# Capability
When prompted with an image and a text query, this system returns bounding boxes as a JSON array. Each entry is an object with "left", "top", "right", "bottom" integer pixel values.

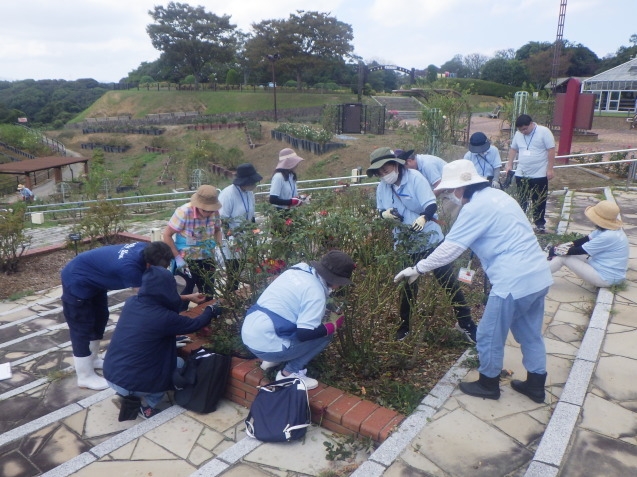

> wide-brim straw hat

[
  {"left": 17, "top": 184, "right": 24, "bottom": 190},
  {"left": 277, "top": 148, "right": 304, "bottom": 170},
  {"left": 310, "top": 250, "right": 355, "bottom": 286},
  {"left": 366, "top": 147, "right": 404, "bottom": 177},
  {"left": 233, "top": 163, "right": 263, "bottom": 186},
  {"left": 434, "top": 159, "right": 488, "bottom": 191},
  {"left": 585, "top": 200, "right": 623, "bottom": 230},
  {"left": 190, "top": 185, "right": 221, "bottom": 211}
]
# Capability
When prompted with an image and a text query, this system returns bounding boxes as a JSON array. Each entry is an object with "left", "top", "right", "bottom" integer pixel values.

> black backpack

[
  {"left": 245, "top": 377, "right": 311, "bottom": 442},
  {"left": 173, "top": 347, "right": 231, "bottom": 413}
]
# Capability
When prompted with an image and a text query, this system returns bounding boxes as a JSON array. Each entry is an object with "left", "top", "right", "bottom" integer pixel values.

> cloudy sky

[{"left": 1, "top": 0, "right": 633, "bottom": 82}]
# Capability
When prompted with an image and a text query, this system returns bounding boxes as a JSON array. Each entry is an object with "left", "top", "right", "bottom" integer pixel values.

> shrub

[
  {"left": 72, "top": 201, "right": 128, "bottom": 246},
  {"left": 0, "top": 205, "right": 31, "bottom": 273}
]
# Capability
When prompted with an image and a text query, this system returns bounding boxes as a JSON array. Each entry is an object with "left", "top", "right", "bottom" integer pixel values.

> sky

[{"left": 0, "top": 0, "right": 634, "bottom": 83}]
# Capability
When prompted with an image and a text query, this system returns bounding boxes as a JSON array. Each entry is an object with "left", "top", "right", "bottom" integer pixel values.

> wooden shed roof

[{"left": 0, "top": 156, "right": 88, "bottom": 175}]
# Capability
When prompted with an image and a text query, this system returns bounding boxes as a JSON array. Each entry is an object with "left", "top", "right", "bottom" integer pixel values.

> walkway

[{"left": 0, "top": 188, "right": 635, "bottom": 476}]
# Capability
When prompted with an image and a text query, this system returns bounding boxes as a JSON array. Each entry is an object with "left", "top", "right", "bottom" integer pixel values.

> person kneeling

[
  {"left": 241, "top": 250, "right": 355, "bottom": 390},
  {"left": 103, "top": 266, "right": 221, "bottom": 420}
]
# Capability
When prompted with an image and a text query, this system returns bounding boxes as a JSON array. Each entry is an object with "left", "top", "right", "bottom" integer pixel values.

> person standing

[
  {"left": 219, "top": 163, "right": 263, "bottom": 291},
  {"left": 367, "top": 147, "right": 477, "bottom": 342},
  {"left": 163, "top": 185, "right": 224, "bottom": 311},
  {"left": 103, "top": 265, "right": 222, "bottom": 419},
  {"left": 61, "top": 242, "right": 174, "bottom": 390},
  {"left": 464, "top": 132, "right": 502, "bottom": 185},
  {"left": 241, "top": 250, "right": 356, "bottom": 390},
  {"left": 395, "top": 160, "right": 553, "bottom": 403},
  {"left": 506, "top": 114, "right": 556, "bottom": 234},
  {"left": 269, "top": 148, "right": 305, "bottom": 210},
  {"left": 548, "top": 200, "right": 628, "bottom": 287}
]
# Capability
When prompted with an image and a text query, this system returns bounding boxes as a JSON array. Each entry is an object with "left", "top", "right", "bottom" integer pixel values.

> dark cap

[
  {"left": 394, "top": 149, "right": 415, "bottom": 160},
  {"left": 468, "top": 132, "right": 490, "bottom": 153},
  {"left": 233, "top": 163, "right": 263, "bottom": 186},
  {"left": 310, "top": 250, "right": 355, "bottom": 286}
]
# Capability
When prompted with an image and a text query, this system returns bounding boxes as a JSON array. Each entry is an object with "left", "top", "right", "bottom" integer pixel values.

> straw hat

[
  {"left": 434, "top": 159, "right": 488, "bottom": 191},
  {"left": 584, "top": 200, "right": 623, "bottom": 230},
  {"left": 277, "top": 148, "right": 304, "bottom": 170},
  {"left": 17, "top": 184, "right": 24, "bottom": 190},
  {"left": 190, "top": 185, "right": 221, "bottom": 211}
]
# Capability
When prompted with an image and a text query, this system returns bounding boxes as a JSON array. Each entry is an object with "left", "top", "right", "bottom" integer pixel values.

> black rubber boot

[
  {"left": 459, "top": 373, "right": 501, "bottom": 400},
  {"left": 511, "top": 372, "right": 547, "bottom": 403},
  {"left": 118, "top": 395, "right": 142, "bottom": 422}
]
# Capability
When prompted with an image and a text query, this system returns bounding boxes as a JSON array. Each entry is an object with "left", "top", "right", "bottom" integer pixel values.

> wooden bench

[{"left": 487, "top": 106, "right": 502, "bottom": 119}]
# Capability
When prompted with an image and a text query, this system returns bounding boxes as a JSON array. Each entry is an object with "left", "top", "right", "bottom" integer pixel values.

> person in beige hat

[
  {"left": 17, "top": 184, "right": 34, "bottom": 202},
  {"left": 547, "top": 200, "right": 628, "bottom": 287},
  {"left": 163, "top": 185, "right": 224, "bottom": 311},
  {"left": 395, "top": 159, "right": 553, "bottom": 404},
  {"left": 269, "top": 148, "right": 305, "bottom": 210}
]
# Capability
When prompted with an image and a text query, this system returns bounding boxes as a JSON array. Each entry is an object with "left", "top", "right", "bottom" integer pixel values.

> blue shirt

[
  {"left": 376, "top": 168, "right": 442, "bottom": 254},
  {"left": 412, "top": 155, "right": 447, "bottom": 187},
  {"left": 269, "top": 172, "right": 297, "bottom": 209},
  {"left": 446, "top": 187, "right": 553, "bottom": 298},
  {"left": 241, "top": 263, "right": 328, "bottom": 352},
  {"left": 219, "top": 184, "right": 256, "bottom": 230},
  {"left": 583, "top": 228, "right": 629, "bottom": 285},
  {"left": 61, "top": 242, "right": 148, "bottom": 299},
  {"left": 464, "top": 145, "right": 502, "bottom": 178}
]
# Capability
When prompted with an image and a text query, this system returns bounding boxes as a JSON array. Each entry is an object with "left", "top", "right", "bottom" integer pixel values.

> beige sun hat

[
  {"left": 17, "top": 184, "right": 24, "bottom": 190},
  {"left": 434, "top": 159, "right": 488, "bottom": 191},
  {"left": 584, "top": 200, "right": 623, "bottom": 230},
  {"left": 277, "top": 148, "right": 304, "bottom": 170},
  {"left": 190, "top": 185, "right": 221, "bottom": 211}
]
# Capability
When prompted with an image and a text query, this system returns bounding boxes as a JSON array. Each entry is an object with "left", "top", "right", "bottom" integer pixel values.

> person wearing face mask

[
  {"left": 367, "top": 147, "right": 477, "bottom": 342},
  {"left": 241, "top": 250, "right": 355, "bottom": 389},
  {"left": 395, "top": 159, "right": 553, "bottom": 403},
  {"left": 219, "top": 163, "right": 263, "bottom": 291}
]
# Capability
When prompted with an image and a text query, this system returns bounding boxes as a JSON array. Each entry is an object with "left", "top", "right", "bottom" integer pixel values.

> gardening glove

[
  {"left": 174, "top": 256, "right": 192, "bottom": 278},
  {"left": 554, "top": 242, "right": 573, "bottom": 256},
  {"left": 393, "top": 266, "right": 421, "bottom": 285},
  {"left": 205, "top": 303, "right": 224, "bottom": 319},
  {"left": 289, "top": 197, "right": 303, "bottom": 208},
  {"left": 411, "top": 215, "right": 427, "bottom": 232},
  {"left": 299, "top": 194, "right": 312, "bottom": 204},
  {"left": 491, "top": 179, "right": 501, "bottom": 189},
  {"left": 324, "top": 312, "right": 345, "bottom": 335},
  {"left": 381, "top": 208, "right": 402, "bottom": 221}
]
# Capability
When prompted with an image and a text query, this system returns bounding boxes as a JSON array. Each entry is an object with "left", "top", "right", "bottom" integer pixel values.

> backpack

[
  {"left": 173, "top": 347, "right": 231, "bottom": 413},
  {"left": 245, "top": 377, "right": 311, "bottom": 442}
]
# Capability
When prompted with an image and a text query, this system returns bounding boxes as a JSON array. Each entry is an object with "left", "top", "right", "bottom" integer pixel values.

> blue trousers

[
  {"left": 476, "top": 287, "right": 548, "bottom": 378},
  {"left": 62, "top": 290, "right": 109, "bottom": 357},
  {"left": 246, "top": 335, "right": 333, "bottom": 374}
]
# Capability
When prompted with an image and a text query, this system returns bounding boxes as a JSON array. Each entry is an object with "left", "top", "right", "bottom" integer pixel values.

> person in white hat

[
  {"left": 394, "top": 159, "right": 553, "bottom": 403},
  {"left": 163, "top": 185, "right": 224, "bottom": 311},
  {"left": 547, "top": 200, "right": 628, "bottom": 287},
  {"left": 269, "top": 148, "right": 305, "bottom": 210}
]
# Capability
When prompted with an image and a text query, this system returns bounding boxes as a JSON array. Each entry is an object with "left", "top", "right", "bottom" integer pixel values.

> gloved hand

[
  {"left": 175, "top": 256, "right": 187, "bottom": 269},
  {"left": 554, "top": 242, "right": 573, "bottom": 256},
  {"left": 299, "top": 194, "right": 312, "bottom": 204},
  {"left": 205, "top": 303, "right": 224, "bottom": 319},
  {"left": 393, "top": 266, "right": 421, "bottom": 285},
  {"left": 289, "top": 197, "right": 302, "bottom": 207},
  {"left": 381, "top": 208, "right": 402, "bottom": 221},
  {"left": 411, "top": 215, "right": 427, "bottom": 231},
  {"left": 324, "top": 312, "right": 345, "bottom": 335},
  {"left": 491, "top": 179, "right": 501, "bottom": 189}
]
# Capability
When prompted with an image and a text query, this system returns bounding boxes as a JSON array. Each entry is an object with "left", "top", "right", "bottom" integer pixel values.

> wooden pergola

[{"left": 0, "top": 156, "right": 89, "bottom": 190}]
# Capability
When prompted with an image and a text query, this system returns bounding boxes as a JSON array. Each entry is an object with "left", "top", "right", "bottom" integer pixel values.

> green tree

[
  {"left": 245, "top": 11, "right": 354, "bottom": 90},
  {"left": 226, "top": 68, "right": 240, "bottom": 85},
  {"left": 481, "top": 58, "right": 529, "bottom": 86},
  {"left": 463, "top": 53, "right": 489, "bottom": 79},
  {"left": 146, "top": 2, "right": 237, "bottom": 88},
  {"left": 425, "top": 64, "right": 438, "bottom": 83},
  {"left": 439, "top": 55, "right": 470, "bottom": 78}
]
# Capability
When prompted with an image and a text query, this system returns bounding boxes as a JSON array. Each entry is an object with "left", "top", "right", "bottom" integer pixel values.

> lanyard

[
  {"left": 235, "top": 185, "right": 250, "bottom": 220},
  {"left": 523, "top": 127, "right": 536, "bottom": 150},
  {"left": 475, "top": 154, "right": 488, "bottom": 176}
]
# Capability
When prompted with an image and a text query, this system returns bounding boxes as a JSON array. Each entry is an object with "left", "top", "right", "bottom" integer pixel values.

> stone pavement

[{"left": 0, "top": 188, "right": 635, "bottom": 476}]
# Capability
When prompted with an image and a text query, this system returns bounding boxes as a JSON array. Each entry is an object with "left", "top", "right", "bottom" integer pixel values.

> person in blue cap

[{"left": 463, "top": 132, "right": 502, "bottom": 186}]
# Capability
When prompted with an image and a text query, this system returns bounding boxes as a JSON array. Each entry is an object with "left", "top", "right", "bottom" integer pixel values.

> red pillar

[{"left": 557, "top": 78, "right": 581, "bottom": 164}]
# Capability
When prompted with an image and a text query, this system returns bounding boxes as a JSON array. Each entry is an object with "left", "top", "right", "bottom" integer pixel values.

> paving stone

[
  {"left": 547, "top": 323, "right": 582, "bottom": 343},
  {"left": 602, "top": 327, "right": 637, "bottom": 359},
  {"left": 71, "top": 459, "right": 196, "bottom": 476},
  {"left": 131, "top": 436, "right": 178, "bottom": 460},
  {"left": 196, "top": 427, "right": 227, "bottom": 453},
  {"left": 580, "top": 393, "right": 637, "bottom": 438},
  {"left": 594, "top": 355, "right": 637, "bottom": 401},
  {"left": 411, "top": 408, "right": 532, "bottom": 477},
  {"left": 188, "top": 444, "right": 214, "bottom": 466},
  {"left": 493, "top": 412, "right": 545, "bottom": 446},
  {"left": 145, "top": 414, "right": 204, "bottom": 459},
  {"left": 186, "top": 400, "right": 248, "bottom": 433},
  {"left": 386, "top": 456, "right": 444, "bottom": 476},
  {"left": 560, "top": 429, "right": 637, "bottom": 477},
  {"left": 545, "top": 354, "right": 576, "bottom": 387},
  {"left": 543, "top": 336, "right": 579, "bottom": 357}
]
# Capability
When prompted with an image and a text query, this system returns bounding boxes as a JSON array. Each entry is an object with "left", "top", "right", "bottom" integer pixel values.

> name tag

[
  {"left": 458, "top": 267, "right": 474, "bottom": 284},
  {"left": 522, "top": 150, "right": 532, "bottom": 156}
]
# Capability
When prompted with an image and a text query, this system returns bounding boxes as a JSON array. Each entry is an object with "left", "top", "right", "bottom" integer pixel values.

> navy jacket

[{"left": 103, "top": 266, "right": 213, "bottom": 393}]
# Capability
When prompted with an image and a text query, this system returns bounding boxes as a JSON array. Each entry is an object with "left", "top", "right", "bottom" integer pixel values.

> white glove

[
  {"left": 554, "top": 242, "right": 573, "bottom": 256},
  {"left": 491, "top": 179, "right": 501, "bottom": 189},
  {"left": 381, "top": 208, "right": 401, "bottom": 220},
  {"left": 299, "top": 194, "right": 312, "bottom": 204},
  {"left": 411, "top": 215, "right": 427, "bottom": 231},
  {"left": 394, "top": 266, "right": 421, "bottom": 285},
  {"left": 175, "top": 256, "right": 187, "bottom": 269}
]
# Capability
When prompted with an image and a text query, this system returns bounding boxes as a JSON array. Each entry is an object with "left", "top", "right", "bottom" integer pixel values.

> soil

[{"left": 0, "top": 249, "right": 76, "bottom": 300}]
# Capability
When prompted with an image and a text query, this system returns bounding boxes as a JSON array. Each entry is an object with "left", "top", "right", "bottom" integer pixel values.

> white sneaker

[
  {"left": 260, "top": 360, "right": 279, "bottom": 370},
  {"left": 276, "top": 370, "right": 318, "bottom": 390}
]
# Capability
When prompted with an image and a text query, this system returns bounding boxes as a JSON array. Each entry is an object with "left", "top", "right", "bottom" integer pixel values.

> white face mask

[
  {"left": 381, "top": 170, "right": 399, "bottom": 185},
  {"left": 448, "top": 191, "right": 463, "bottom": 206}
]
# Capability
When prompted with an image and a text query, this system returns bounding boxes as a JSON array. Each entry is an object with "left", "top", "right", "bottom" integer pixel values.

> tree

[
  {"left": 463, "top": 53, "right": 489, "bottom": 78},
  {"left": 439, "top": 55, "right": 470, "bottom": 78},
  {"left": 630, "top": 34, "right": 637, "bottom": 47},
  {"left": 244, "top": 11, "right": 354, "bottom": 90},
  {"left": 146, "top": 2, "right": 237, "bottom": 88},
  {"left": 425, "top": 64, "right": 438, "bottom": 83},
  {"left": 481, "top": 58, "right": 529, "bottom": 86},
  {"left": 515, "top": 41, "right": 552, "bottom": 61},
  {"left": 494, "top": 49, "right": 516, "bottom": 60}
]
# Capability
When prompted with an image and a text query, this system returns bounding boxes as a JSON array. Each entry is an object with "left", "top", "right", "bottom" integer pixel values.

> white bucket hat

[{"left": 434, "top": 159, "right": 488, "bottom": 191}]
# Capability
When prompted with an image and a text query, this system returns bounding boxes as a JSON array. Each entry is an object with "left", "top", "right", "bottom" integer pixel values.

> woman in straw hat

[
  {"left": 395, "top": 159, "right": 553, "bottom": 404},
  {"left": 163, "top": 185, "right": 224, "bottom": 311},
  {"left": 269, "top": 148, "right": 305, "bottom": 210},
  {"left": 547, "top": 200, "right": 628, "bottom": 287}
]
